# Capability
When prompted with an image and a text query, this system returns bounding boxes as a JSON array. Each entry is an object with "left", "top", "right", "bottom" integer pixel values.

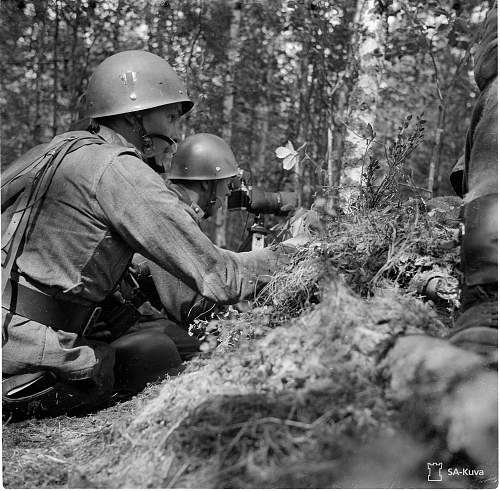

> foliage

[
  {"left": 0, "top": 0, "right": 489, "bottom": 247},
  {"left": 257, "top": 198, "right": 460, "bottom": 322},
  {"left": 2, "top": 277, "right": 451, "bottom": 488},
  {"left": 360, "top": 113, "right": 426, "bottom": 209}
]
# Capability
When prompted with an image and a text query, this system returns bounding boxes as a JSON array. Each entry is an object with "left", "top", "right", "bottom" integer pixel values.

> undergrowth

[
  {"left": 257, "top": 198, "right": 460, "bottom": 323},
  {"left": 81, "top": 279, "right": 449, "bottom": 488},
  {"left": 2, "top": 113, "right": 467, "bottom": 488}
]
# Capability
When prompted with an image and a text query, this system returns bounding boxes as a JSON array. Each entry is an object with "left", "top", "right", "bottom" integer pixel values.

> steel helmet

[
  {"left": 166, "top": 133, "right": 238, "bottom": 180},
  {"left": 84, "top": 50, "right": 193, "bottom": 118}
]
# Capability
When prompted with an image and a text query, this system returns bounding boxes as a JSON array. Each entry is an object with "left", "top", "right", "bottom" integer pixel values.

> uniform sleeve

[
  {"left": 95, "top": 154, "right": 289, "bottom": 304},
  {"left": 147, "top": 245, "right": 288, "bottom": 323}
]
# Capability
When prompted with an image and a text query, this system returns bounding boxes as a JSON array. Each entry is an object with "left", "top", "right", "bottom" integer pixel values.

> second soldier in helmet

[
  {"left": 132, "top": 132, "right": 298, "bottom": 327},
  {"left": 2, "top": 50, "right": 295, "bottom": 419}
]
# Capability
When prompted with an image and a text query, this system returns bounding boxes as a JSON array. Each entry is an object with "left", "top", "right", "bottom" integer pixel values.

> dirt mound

[
  {"left": 64, "top": 280, "right": 446, "bottom": 488},
  {"left": 4, "top": 199, "right": 495, "bottom": 488}
]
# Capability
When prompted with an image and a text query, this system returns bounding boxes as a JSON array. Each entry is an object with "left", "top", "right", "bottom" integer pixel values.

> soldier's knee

[
  {"left": 110, "top": 328, "right": 183, "bottom": 395},
  {"left": 462, "top": 193, "right": 498, "bottom": 285}
]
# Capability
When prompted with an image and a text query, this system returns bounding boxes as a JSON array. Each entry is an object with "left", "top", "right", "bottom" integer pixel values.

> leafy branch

[{"left": 360, "top": 114, "right": 426, "bottom": 209}]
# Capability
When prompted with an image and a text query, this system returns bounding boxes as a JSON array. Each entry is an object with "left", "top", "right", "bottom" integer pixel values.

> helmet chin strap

[
  {"left": 144, "top": 133, "right": 178, "bottom": 151},
  {"left": 203, "top": 180, "right": 220, "bottom": 218},
  {"left": 134, "top": 113, "right": 178, "bottom": 173},
  {"left": 141, "top": 133, "right": 178, "bottom": 173}
]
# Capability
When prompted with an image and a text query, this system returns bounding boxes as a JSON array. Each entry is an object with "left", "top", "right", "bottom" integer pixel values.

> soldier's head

[
  {"left": 82, "top": 50, "right": 193, "bottom": 170},
  {"left": 165, "top": 133, "right": 239, "bottom": 218}
]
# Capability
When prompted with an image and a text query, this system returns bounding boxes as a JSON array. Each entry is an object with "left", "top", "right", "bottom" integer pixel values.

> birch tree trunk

[
  {"left": 427, "top": 105, "right": 444, "bottom": 196},
  {"left": 214, "top": 0, "right": 241, "bottom": 248},
  {"left": 33, "top": 1, "right": 49, "bottom": 143},
  {"left": 69, "top": 1, "right": 83, "bottom": 122},
  {"left": 256, "top": 38, "right": 276, "bottom": 176},
  {"left": 51, "top": 0, "right": 60, "bottom": 136},
  {"left": 293, "top": 53, "right": 314, "bottom": 208},
  {"left": 326, "top": 87, "right": 348, "bottom": 209},
  {"left": 113, "top": 0, "right": 125, "bottom": 51},
  {"left": 339, "top": 0, "right": 387, "bottom": 205}
]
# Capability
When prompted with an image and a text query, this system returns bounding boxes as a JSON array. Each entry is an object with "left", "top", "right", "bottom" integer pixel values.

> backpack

[{"left": 1, "top": 132, "right": 104, "bottom": 303}]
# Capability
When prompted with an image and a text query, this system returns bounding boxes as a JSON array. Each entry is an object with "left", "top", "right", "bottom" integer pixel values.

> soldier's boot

[
  {"left": 449, "top": 194, "right": 498, "bottom": 355},
  {"left": 2, "top": 341, "right": 115, "bottom": 421},
  {"left": 2, "top": 371, "right": 114, "bottom": 421}
]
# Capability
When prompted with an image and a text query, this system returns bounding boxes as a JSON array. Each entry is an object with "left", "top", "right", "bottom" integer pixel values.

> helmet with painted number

[
  {"left": 165, "top": 133, "right": 238, "bottom": 180},
  {"left": 84, "top": 50, "right": 193, "bottom": 118}
]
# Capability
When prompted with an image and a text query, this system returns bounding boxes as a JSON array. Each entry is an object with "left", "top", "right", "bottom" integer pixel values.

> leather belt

[{"left": 2, "top": 279, "right": 97, "bottom": 335}]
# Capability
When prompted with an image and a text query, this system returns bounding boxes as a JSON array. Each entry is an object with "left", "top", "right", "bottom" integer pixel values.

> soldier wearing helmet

[
  {"left": 130, "top": 133, "right": 299, "bottom": 326},
  {"left": 2, "top": 51, "right": 293, "bottom": 419},
  {"left": 165, "top": 132, "right": 240, "bottom": 219}
]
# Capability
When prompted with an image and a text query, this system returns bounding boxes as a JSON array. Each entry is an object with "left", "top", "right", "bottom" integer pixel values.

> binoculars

[{"left": 227, "top": 177, "right": 297, "bottom": 216}]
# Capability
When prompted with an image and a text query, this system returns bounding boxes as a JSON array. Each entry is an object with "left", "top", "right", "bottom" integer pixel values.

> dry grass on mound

[
  {"left": 258, "top": 199, "right": 460, "bottom": 321},
  {"left": 2, "top": 199, "right": 463, "bottom": 489},
  {"left": 78, "top": 280, "right": 449, "bottom": 488}
]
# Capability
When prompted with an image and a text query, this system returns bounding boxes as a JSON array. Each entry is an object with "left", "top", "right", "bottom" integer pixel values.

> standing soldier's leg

[
  {"left": 449, "top": 5, "right": 497, "bottom": 354},
  {"left": 450, "top": 78, "right": 498, "bottom": 353}
]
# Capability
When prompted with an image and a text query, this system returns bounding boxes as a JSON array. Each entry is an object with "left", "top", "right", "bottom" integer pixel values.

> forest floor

[{"left": 2, "top": 197, "right": 498, "bottom": 488}]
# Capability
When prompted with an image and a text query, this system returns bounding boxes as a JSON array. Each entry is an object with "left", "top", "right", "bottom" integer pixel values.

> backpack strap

[{"left": 1, "top": 136, "right": 104, "bottom": 295}]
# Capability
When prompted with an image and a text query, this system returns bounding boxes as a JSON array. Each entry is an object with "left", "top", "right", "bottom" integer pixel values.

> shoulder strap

[{"left": 1, "top": 135, "right": 103, "bottom": 295}]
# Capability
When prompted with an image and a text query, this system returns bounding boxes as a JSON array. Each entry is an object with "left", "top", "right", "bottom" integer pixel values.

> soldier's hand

[
  {"left": 281, "top": 235, "right": 309, "bottom": 248},
  {"left": 275, "top": 240, "right": 300, "bottom": 259},
  {"left": 84, "top": 324, "right": 114, "bottom": 342},
  {"left": 278, "top": 191, "right": 299, "bottom": 212},
  {"left": 289, "top": 208, "right": 324, "bottom": 238}
]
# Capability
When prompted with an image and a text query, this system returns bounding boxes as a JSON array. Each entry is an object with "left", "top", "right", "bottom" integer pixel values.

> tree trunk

[
  {"left": 256, "top": 38, "right": 275, "bottom": 177},
  {"left": 339, "top": 0, "right": 387, "bottom": 201},
  {"left": 327, "top": 86, "right": 348, "bottom": 208},
  {"left": 113, "top": 0, "right": 125, "bottom": 51},
  {"left": 214, "top": 0, "right": 242, "bottom": 248},
  {"left": 33, "top": 1, "right": 49, "bottom": 143},
  {"left": 428, "top": 103, "right": 445, "bottom": 197},
  {"left": 52, "top": 0, "right": 60, "bottom": 136},
  {"left": 69, "top": 1, "right": 82, "bottom": 122},
  {"left": 293, "top": 53, "right": 314, "bottom": 208}
]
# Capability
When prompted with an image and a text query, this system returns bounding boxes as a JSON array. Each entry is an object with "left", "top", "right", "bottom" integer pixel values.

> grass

[{"left": 3, "top": 198, "right": 472, "bottom": 489}]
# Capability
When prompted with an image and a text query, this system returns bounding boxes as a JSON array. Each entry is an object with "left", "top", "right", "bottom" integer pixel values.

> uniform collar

[
  {"left": 97, "top": 125, "right": 135, "bottom": 149},
  {"left": 169, "top": 183, "right": 205, "bottom": 222}
]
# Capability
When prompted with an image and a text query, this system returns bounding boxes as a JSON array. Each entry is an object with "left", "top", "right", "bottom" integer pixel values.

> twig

[
  {"left": 161, "top": 454, "right": 175, "bottom": 485},
  {"left": 119, "top": 430, "right": 137, "bottom": 446},
  {"left": 165, "top": 462, "right": 189, "bottom": 488},
  {"left": 220, "top": 421, "right": 252, "bottom": 464},
  {"left": 39, "top": 454, "right": 68, "bottom": 464},
  {"left": 160, "top": 419, "right": 184, "bottom": 447},
  {"left": 428, "top": 43, "right": 444, "bottom": 102}
]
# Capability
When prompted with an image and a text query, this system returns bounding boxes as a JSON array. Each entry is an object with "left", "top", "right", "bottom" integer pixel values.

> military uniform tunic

[{"left": 2, "top": 126, "right": 286, "bottom": 383}]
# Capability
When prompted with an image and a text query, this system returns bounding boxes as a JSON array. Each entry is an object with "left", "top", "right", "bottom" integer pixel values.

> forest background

[{"left": 0, "top": 0, "right": 493, "bottom": 249}]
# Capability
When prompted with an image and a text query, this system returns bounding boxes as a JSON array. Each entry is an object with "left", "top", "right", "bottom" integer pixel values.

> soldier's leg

[
  {"left": 110, "top": 326, "right": 187, "bottom": 397},
  {"left": 2, "top": 313, "right": 115, "bottom": 420},
  {"left": 449, "top": 79, "right": 498, "bottom": 354},
  {"left": 129, "top": 317, "right": 201, "bottom": 360}
]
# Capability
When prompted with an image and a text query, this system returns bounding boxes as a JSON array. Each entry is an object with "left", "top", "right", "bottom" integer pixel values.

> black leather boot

[{"left": 449, "top": 194, "right": 498, "bottom": 355}]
